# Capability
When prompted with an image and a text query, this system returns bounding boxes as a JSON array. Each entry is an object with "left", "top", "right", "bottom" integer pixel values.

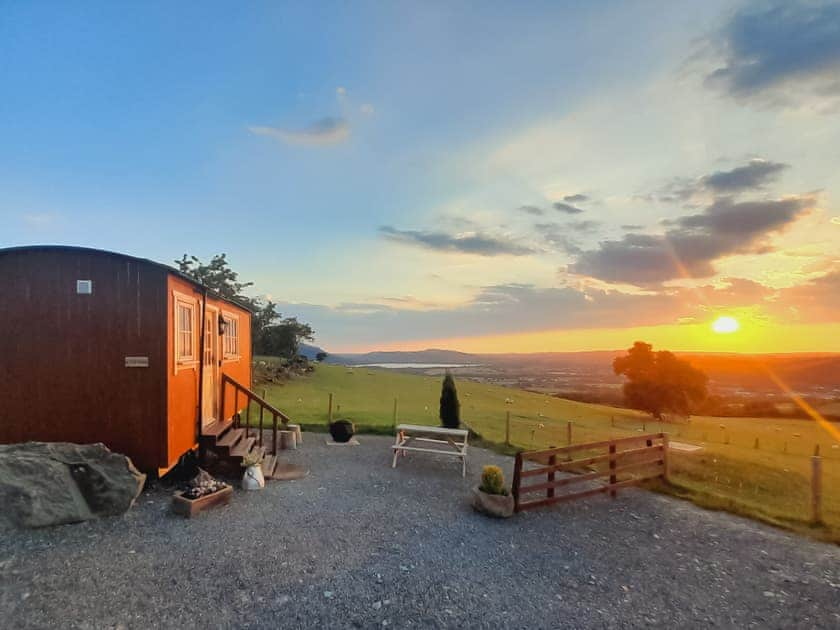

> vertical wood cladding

[
  {"left": 0, "top": 248, "right": 168, "bottom": 471},
  {"left": 1, "top": 246, "right": 255, "bottom": 472}
]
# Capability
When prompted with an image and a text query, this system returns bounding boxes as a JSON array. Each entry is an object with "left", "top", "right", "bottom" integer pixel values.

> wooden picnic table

[{"left": 391, "top": 423, "right": 469, "bottom": 477}]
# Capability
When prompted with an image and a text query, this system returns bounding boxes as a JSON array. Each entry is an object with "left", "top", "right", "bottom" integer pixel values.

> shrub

[
  {"left": 241, "top": 450, "right": 264, "bottom": 468},
  {"left": 479, "top": 465, "right": 508, "bottom": 496},
  {"left": 439, "top": 371, "right": 461, "bottom": 429}
]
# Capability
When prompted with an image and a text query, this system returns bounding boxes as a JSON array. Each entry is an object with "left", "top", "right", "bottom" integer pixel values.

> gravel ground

[{"left": 1, "top": 434, "right": 839, "bottom": 629}]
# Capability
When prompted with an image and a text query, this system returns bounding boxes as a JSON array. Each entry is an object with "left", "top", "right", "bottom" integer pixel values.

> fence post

[
  {"left": 392, "top": 398, "right": 398, "bottom": 430},
  {"left": 609, "top": 442, "right": 617, "bottom": 498},
  {"left": 567, "top": 421, "right": 572, "bottom": 446},
  {"left": 505, "top": 411, "right": 511, "bottom": 446},
  {"left": 328, "top": 393, "right": 333, "bottom": 423},
  {"left": 812, "top": 445, "right": 822, "bottom": 525},
  {"left": 662, "top": 433, "right": 670, "bottom": 482},
  {"left": 512, "top": 452, "right": 523, "bottom": 513},
  {"left": 547, "top": 454, "right": 556, "bottom": 500}
]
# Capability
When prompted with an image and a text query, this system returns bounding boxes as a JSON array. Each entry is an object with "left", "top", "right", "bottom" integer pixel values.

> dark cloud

[
  {"left": 379, "top": 225, "right": 535, "bottom": 256},
  {"left": 698, "top": 277, "right": 775, "bottom": 307},
  {"left": 702, "top": 159, "right": 788, "bottom": 193},
  {"left": 705, "top": 1, "right": 840, "bottom": 105},
  {"left": 645, "top": 158, "right": 789, "bottom": 203},
  {"left": 621, "top": 224, "right": 645, "bottom": 230},
  {"left": 570, "top": 195, "right": 814, "bottom": 284},
  {"left": 568, "top": 220, "right": 600, "bottom": 232},
  {"left": 272, "top": 275, "right": 820, "bottom": 347},
  {"left": 272, "top": 284, "right": 692, "bottom": 346},
  {"left": 249, "top": 116, "right": 350, "bottom": 145},
  {"left": 553, "top": 202, "right": 585, "bottom": 214},
  {"left": 773, "top": 268, "right": 840, "bottom": 322},
  {"left": 535, "top": 223, "right": 582, "bottom": 255},
  {"left": 563, "top": 194, "right": 590, "bottom": 203},
  {"left": 519, "top": 205, "right": 544, "bottom": 216}
]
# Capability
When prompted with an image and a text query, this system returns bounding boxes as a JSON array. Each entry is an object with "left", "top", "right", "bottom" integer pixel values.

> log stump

[
  {"left": 288, "top": 423, "right": 303, "bottom": 444},
  {"left": 279, "top": 430, "right": 297, "bottom": 450}
]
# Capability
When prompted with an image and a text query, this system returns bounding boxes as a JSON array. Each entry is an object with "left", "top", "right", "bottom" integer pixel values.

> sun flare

[{"left": 712, "top": 316, "right": 740, "bottom": 334}]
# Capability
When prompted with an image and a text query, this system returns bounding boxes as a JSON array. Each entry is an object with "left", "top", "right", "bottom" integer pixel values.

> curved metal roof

[{"left": 0, "top": 244, "right": 255, "bottom": 312}]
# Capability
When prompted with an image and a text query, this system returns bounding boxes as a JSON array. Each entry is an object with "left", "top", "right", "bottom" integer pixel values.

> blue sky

[{"left": 2, "top": 1, "right": 840, "bottom": 352}]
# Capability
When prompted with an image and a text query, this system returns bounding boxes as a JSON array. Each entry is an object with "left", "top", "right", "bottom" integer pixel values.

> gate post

[
  {"left": 812, "top": 445, "right": 823, "bottom": 525},
  {"left": 547, "top": 454, "right": 556, "bottom": 499},
  {"left": 512, "top": 452, "right": 523, "bottom": 513}
]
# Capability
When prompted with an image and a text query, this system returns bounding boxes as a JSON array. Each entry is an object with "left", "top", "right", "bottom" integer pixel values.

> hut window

[
  {"left": 76, "top": 280, "right": 93, "bottom": 294},
  {"left": 222, "top": 312, "right": 240, "bottom": 359},
  {"left": 173, "top": 291, "right": 198, "bottom": 370}
]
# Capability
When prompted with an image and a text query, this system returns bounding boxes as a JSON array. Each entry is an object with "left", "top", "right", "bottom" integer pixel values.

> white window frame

[
  {"left": 173, "top": 290, "right": 199, "bottom": 373},
  {"left": 221, "top": 310, "right": 241, "bottom": 361}
]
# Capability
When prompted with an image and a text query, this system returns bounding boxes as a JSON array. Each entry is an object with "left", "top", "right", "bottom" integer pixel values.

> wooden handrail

[
  {"left": 221, "top": 374, "right": 291, "bottom": 423},
  {"left": 221, "top": 374, "right": 291, "bottom": 455}
]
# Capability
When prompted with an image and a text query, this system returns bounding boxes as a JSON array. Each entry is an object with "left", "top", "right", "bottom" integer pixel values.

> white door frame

[{"left": 201, "top": 305, "right": 220, "bottom": 428}]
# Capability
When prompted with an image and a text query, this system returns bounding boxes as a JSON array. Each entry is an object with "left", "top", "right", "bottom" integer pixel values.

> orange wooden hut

[{"left": 0, "top": 245, "right": 283, "bottom": 475}]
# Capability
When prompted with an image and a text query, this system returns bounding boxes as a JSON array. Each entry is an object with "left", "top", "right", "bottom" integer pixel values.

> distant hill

[
  {"left": 327, "top": 348, "right": 840, "bottom": 395},
  {"left": 329, "top": 348, "right": 477, "bottom": 365},
  {"left": 677, "top": 353, "right": 840, "bottom": 393},
  {"left": 298, "top": 343, "right": 328, "bottom": 360}
]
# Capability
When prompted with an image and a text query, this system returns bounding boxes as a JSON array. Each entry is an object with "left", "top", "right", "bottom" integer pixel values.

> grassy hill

[{"left": 259, "top": 363, "right": 840, "bottom": 541}]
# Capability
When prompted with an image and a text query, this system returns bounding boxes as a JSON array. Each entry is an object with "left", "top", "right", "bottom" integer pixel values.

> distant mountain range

[
  {"left": 328, "top": 348, "right": 477, "bottom": 364},
  {"left": 298, "top": 343, "right": 328, "bottom": 360},
  {"left": 324, "top": 347, "right": 840, "bottom": 393}
]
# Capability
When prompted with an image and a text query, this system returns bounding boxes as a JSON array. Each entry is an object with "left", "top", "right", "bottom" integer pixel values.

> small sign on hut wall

[{"left": 125, "top": 356, "right": 150, "bottom": 368}]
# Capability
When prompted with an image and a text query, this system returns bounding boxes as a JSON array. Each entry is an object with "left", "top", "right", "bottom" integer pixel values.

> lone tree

[
  {"left": 176, "top": 253, "right": 314, "bottom": 359},
  {"left": 613, "top": 341, "right": 708, "bottom": 420},
  {"left": 439, "top": 370, "right": 461, "bottom": 429}
]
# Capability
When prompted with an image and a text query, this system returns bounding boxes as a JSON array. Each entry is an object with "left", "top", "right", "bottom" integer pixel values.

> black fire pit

[{"left": 329, "top": 419, "right": 356, "bottom": 443}]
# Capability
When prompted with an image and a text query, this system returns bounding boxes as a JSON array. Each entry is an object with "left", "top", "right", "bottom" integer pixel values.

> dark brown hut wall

[{"left": 0, "top": 249, "right": 168, "bottom": 471}]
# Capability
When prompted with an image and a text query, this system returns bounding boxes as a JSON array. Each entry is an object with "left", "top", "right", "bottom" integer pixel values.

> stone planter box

[
  {"left": 171, "top": 484, "right": 232, "bottom": 518},
  {"left": 471, "top": 487, "right": 514, "bottom": 518}
]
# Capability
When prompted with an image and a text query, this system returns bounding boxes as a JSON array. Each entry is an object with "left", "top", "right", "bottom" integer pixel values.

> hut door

[{"left": 201, "top": 307, "right": 220, "bottom": 427}]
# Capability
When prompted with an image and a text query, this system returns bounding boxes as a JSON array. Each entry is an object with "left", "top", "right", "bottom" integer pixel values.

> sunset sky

[{"left": 2, "top": 1, "right": 839, "bottom": 353}]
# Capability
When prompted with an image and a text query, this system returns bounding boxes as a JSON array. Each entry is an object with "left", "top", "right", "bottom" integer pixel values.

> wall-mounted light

[{"left": 218, "top": 313, "right": 227, "bottom": 335}]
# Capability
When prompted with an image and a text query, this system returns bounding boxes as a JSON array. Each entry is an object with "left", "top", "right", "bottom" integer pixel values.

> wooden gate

[{"left": 512, "top": 433, "right": 669, "bottom": 512}]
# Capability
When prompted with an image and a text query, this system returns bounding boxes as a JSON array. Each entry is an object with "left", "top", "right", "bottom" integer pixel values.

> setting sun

[{"left": 712, "top": 316, "right": 740, "bottom": 334}]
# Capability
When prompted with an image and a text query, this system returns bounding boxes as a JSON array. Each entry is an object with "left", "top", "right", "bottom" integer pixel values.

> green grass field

[{"left": 257, "top": 362, "right": 840, "bottom": 542}]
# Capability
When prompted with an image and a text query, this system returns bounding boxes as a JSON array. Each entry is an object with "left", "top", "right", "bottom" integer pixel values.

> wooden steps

[
  {"left": 215, "top": 428, "right": 244, "bottom": 451},
  {"left": 229, "top": 436, "right": 256, "bottom": 460},
  {"left": 261, "top": 454, "right": 277, "bottom": 479},
  {"left": 198, "top": 380, "right": 297, "bottom": 482},
  {"left": 201, "top": 418, "right": 233, "bottom": 439}
]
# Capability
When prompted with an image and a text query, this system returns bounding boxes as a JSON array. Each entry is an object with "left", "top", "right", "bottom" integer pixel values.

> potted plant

[
  {"left": 241, "top": 450, "right": 265, "bottom": 490},
  {"left": 329, "top": 418, "right": 356, "bottom": 443},
  {"left": 472, "top": 465, "right": 514, "bottom": 518}
]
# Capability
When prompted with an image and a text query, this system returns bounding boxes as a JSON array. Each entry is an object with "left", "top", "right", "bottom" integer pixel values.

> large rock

[{"left": 0, "top": 442, "right": 146, "bottom": 528}]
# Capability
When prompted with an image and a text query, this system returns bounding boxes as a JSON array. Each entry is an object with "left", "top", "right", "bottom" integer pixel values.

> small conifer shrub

[
  {"left": 439, "top": 370, "right": 461, "bottom": 429},
  {"left": 479, "top": 465, "right": 508, "bottom": 496}
]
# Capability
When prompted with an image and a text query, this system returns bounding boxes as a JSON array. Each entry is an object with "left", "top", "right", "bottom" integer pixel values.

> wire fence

[{"left": 257, "top": 385, "right": 839, "bottom": 535}]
